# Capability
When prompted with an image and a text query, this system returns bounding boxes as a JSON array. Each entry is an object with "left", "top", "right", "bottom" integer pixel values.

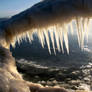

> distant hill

[{"left": 0, "top": 18, "right": 9, "bottom": 23}]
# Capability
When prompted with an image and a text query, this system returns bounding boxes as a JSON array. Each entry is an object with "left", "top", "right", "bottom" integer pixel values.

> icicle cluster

[
  {"left": 75, "top": 18, "right": 89, "bottom": 50},
  {"left": 14, "top": 18, "right": 90, "bottom": 54}
]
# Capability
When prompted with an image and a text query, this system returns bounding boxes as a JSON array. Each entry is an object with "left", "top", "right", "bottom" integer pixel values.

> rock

[
  {"left": 41, "top": 81, "right": 46, "bottom": 85},
  {"left": 47, "top": 81, "right": 53, "bottom": 86},
  {"left": 52, "top": 80, "right": 58, "bottom": 84},
  {"left": 68, "top": 80, "right": 80, "bottom": 85},
  {"left": 84, "top": 77, "right": 90, "bottom": 81},
  {"left": 49, "top": 78, "right": 55, "bottom": 81},
  {"left": 66, "top": 78, "right": 71, "bottom": 81},
  {"left": 35, "top": 76, "right": 40, "bottom": 79}
]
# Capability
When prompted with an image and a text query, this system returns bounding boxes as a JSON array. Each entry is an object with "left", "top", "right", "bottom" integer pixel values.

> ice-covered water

[{"left": 11, "top": 33, "right": 92, "bottom": 92}]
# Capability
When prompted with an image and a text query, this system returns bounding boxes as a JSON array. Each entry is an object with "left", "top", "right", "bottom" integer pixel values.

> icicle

[
  {"left": 58, "top": 27, "right": 64, "bottom": 53},
  {"left": 76, "top": 18, "right": 81, "bottom": 47},
  {"left": 37, "top": 30, "right": 45, "bottom": 48},
  {"left": 16, "top": 35, "right": 23, "bottom": 45},
  {"left": 63, "top": 24, "right": 69, "bottom": 54},
  {"left": 80, "top": 18, "right": 84, "bottom": 49},
  {"left": 75, "top": 17, "right": 90, "bottom": 50},
  {"left": 84, "top": 18, "right": 90, "bottom": 44},
  {"left": 15, "top": 36, "right": 20, "bottom": 45},
  {"left": 26, "top": 31, "right": 34, "bottom": 43},
  {"left": 69, "top": 22, "right": 74, "bottom": 35},
  {"left": 49, "top": 28, "right": 56, "bottom": 54},
  {"left": 44, "top": 29, "right": 51, "bottom": 54},
  {"left": 54, "top": 26, "right": 61, "bottom": 52},
  {"left": 23, "top": 33, "right": 27, "bottom": 42}
]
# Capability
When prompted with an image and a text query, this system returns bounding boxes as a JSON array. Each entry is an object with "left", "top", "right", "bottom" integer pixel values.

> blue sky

[{"left": 0, "top": 0, "right": 40, "bottom": 18}]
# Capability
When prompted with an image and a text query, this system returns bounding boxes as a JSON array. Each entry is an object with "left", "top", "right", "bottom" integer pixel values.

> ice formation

[{"left": 0, "top": 0, "right": 92, "bottom": 54}]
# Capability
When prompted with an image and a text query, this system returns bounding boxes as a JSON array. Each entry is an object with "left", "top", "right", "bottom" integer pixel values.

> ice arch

[{"left": 0, "top": 0, "right": 92, "bottom": 54}]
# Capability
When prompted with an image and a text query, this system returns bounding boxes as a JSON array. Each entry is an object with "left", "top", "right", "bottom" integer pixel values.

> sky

[{"left": 0, "top": 0, "right": 40, "bottom": 18}]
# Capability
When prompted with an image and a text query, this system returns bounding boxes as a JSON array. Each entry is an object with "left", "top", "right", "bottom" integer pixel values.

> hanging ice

[{"left": 0, "top": 0, "right": 92, "bottom": 54}]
